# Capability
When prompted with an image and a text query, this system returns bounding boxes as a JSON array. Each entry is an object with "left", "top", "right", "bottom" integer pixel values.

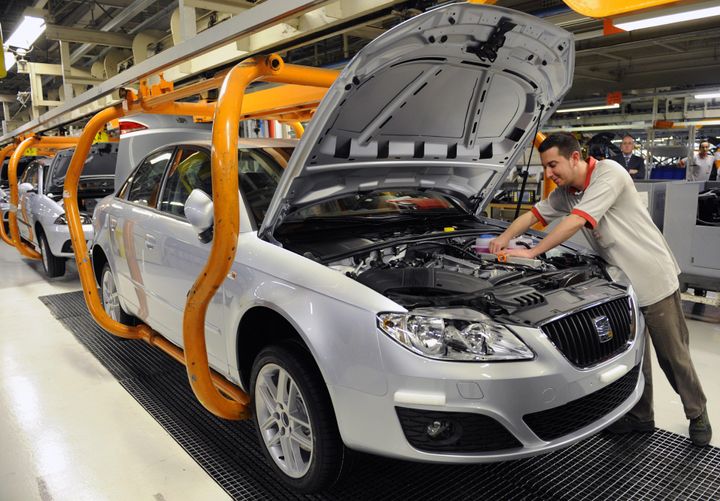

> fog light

[{"left": 425, "top": 419, "right": 458, "bottom": 441}]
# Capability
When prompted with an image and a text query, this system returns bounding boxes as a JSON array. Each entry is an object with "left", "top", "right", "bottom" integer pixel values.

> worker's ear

[{"left": 570, "top": 150, "right": 581, "bottom": 165}]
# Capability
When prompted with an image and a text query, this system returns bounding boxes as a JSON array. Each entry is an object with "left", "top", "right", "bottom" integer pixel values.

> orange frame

[{"left": 62, "top": 55, "right": 338, "bottom": 420}]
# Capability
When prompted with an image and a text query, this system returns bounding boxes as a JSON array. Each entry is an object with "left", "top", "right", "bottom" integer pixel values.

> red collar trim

[{"left": 570, "top": 156, "right": 597, "bottom": 194}]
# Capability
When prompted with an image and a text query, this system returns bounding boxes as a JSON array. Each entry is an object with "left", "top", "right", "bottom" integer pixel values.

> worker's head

[
  {"left": 539, "top": 133, "right": 585, "bottom": 188},
  {"left": 620, "top": 134, "right": 635, "bottom": 155},
  {"left": 699, "top": 141, "right": 711, "bottom": 158}
]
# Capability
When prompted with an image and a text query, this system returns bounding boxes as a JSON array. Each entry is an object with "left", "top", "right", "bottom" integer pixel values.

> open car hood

[{"left": 261, "top": 2, "right": 573, "bottom": 235}]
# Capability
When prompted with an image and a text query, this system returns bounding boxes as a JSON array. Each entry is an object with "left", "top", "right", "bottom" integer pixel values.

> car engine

[{"left": 324, "top": 234, "right": 614, "bottom": 320}]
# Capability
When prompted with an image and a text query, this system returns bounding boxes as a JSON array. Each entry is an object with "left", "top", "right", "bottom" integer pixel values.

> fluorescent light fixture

[
  {"left": 695, "top": 92, "right": 720, "bottom": 99},
  {"left": 556, "top": 103, "right": 620, "bottom": 113},
  {"left": 615, "top": 1, "right": 720, "bottom": 32},
  {"left": 2, "top": 15, "right": 46, "bottom": 71}
]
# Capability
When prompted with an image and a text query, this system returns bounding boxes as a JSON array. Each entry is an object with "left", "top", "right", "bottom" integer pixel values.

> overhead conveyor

[{"left": 61, "top": 54, "right": 338, "bottom": 420}]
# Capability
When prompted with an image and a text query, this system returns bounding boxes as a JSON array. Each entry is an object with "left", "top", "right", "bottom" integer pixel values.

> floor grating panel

[{"left": 40, "top": 291, "right": 720, "bottom": 500}]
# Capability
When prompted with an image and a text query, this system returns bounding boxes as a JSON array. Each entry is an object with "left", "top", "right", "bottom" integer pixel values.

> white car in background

[
  {"left": 16, "top": 143, "right": 117, "bottom": 277},
  {"left": 91, "top": 3, "right": 645, "bottom": 492}
]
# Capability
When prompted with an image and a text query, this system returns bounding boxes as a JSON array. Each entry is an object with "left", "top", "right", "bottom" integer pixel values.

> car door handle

[{"left": 145, "top": 234, "right": 156, "bottom": 249}]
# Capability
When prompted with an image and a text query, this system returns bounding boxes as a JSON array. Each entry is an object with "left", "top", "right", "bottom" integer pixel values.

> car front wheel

[
  {"left": 251, "top": 344, "right": 348, "bottom": 492},
  {"left": 38, "top": 231, "right": 66, "bottom": 278}
]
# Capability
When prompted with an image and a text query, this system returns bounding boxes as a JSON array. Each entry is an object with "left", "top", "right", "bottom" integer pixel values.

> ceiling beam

[
  {"left": 45, "top": 24, "right": 134, "bottom": 48},
  {"left": 183, "top": 0, "right": 255, "bottom": 15}
]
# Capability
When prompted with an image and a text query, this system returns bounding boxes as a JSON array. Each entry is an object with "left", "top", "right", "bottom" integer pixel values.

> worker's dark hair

[
  {"left": 538, "top": 132, "right": 581, "bottom": 159},
  {"left": 622, "top": 133, "right": 635, "bottom": 141}
]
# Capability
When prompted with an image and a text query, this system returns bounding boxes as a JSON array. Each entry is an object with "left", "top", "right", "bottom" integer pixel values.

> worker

[
  {"left": 489, "top": 132, "right": 712, "bottom": 447},
  {"left": 679, "top": 141, "right": 714, "bottom": 182},
  {"left": 611, "top": 133, "right": 645, "bottom": 179}
]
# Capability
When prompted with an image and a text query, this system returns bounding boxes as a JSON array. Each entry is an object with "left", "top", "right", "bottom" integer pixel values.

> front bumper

[
  {"left": 45, "top": 222, "right": 94, "bottom": 257},
  {"left": 329, "top": 315, "right": 645, "bottom": 463}
]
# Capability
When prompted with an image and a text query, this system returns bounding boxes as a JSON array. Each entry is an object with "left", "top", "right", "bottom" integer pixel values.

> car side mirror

[
  {"left": 184, "top": 189, "right": 214, "bottom": 243},
  {"left": 18, "top": 182, "right": 37, "bottom": 194}
]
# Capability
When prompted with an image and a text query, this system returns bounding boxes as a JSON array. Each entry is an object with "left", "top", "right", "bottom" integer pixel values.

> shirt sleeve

[
  {"left": 570, "top": 178, "right": 621, "bottom": 229},
  {"left": 532, "top": 188, "right": 567, "bottom": 226}
]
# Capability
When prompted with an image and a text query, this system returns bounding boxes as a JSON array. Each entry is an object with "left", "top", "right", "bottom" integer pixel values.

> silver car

[
  {"left": 91, "top": 3, "right": 645, "bottom": 492},
  {"left": 16, "top": 143, "right": 117, "bottom": 277}
]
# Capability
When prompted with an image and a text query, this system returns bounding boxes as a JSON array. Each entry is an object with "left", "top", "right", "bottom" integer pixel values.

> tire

[
  {"left": 100, "top": 262, "right": 136, "bottom": 325},
  {"left": 251, "top": 344, "right": 348, "bottom": 492},
  {"left": 38, "top": 231, "right": 66, "bottom": 278}
]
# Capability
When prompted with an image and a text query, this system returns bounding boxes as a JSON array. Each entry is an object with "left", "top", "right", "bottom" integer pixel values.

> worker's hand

[
  {"left": 629, "top": 169, "right": 638, "bottom": 175},
  {"left": 678, "top": 159, "right": 686, "bottom": 168},
  {"left": 489, "top": 234, "right": 510, "bottom": 254},
  {"left": 502, "top": 248, "right": 536, "bottom": 259}
]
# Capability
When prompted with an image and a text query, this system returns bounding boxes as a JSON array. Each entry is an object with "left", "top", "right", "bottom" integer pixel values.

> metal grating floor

[{"left": 40, "top": 291, "right": 720, "bottom": 501}]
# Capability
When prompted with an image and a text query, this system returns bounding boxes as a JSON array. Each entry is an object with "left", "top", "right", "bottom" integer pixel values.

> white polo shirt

[
  {"left": 685, "top": 153, "right": 714, "bottom": 182},
  {"left": 532, "top": 158, "right": 680, "bottom": 307}
]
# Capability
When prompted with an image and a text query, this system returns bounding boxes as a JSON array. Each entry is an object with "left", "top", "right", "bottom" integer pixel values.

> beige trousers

[{"left": 631, "top": 290, "right": 707, "bottom": 421}]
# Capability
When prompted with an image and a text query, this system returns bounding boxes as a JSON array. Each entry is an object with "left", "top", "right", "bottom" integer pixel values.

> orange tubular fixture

[
  {"left": 61, "top": 54, "right": 338, "bottom": 421},
  {"left": 182, "top": 54, "right": 337, "bottom": 419},
  {"left": 288, "top": 121, "right": 305, "bottom": 138},
  {"left": 62, "top": 104, "right": 249, "bottom": 404},
  {"left": 0, "top": 143, "right": 18, "bottom": 246},
  {"left": 8, "top": 136, "right": 80, "bottom": 259}
]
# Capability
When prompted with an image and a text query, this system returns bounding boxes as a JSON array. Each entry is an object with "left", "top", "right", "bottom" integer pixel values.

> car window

[
  {"left": 239, "top": 149, "right": 284, "bottom": 226},
  {"left": 125, "top": 149, "right": 174, "bottom": 207},
  {"left": 159, "top": 148, "right": 212, "bottom": 218}
]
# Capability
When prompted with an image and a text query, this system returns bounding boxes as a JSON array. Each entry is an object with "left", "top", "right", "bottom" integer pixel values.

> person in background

[
  {"left": 679, "top": 141, "right": 714, "bottom": 182},
  {"left": 588, "top": 143, "right": 606, "bottom": 161},
  {"left": 711, "top": 144, "right": 719, "bottom": 181},
  {"left": 611, "top": 133, "right": 645, "bottom": 179},
  {"left": 489, "top": 132, "right": 712, "bottom": 447}
]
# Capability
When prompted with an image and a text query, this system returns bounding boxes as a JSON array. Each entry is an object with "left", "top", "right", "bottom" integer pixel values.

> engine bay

[{"left": 281, "top": 227, "right": 628, "bottom": 324}]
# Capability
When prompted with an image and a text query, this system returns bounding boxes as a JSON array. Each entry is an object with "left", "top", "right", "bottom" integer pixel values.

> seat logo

[{"left": 593, "top": 315, "right": 614, "bottom": 343}]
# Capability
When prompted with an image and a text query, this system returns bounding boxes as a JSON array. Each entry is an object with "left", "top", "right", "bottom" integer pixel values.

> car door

[
  {"left": 110, "top": 147, "right": 174, "bottom": 325},
  {"left": 17, "top": 162, "right": 40, "bottom": 244},
  {"left": 154, "top": 146, "right": 226, "bottom": 369}
]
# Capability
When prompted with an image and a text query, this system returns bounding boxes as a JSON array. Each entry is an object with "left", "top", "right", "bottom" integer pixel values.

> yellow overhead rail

[
  {"left": 62, "top": 54, "right": 338, "bottom": 421},
  {"left": 6, "top": 136, "right": 80, "bottom": 259}
]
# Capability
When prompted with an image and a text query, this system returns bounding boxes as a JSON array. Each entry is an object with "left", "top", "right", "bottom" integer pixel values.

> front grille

[
  {"left": 523, "top": 364, "right": 640, "bottom": 441},
  {"left": 541, "top": 296, "right": 634, "bottom": 368},
  {"left": 396, "top": 407, "right": 522, "bottom": 453}
]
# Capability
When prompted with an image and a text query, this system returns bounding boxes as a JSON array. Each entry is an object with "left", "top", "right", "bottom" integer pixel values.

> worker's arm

[
  {"left": 489, "top": 210, "right": 538, "bottom": 253},
  {"left": 503, "top": 214, "right": 586, "bottom": 259}
]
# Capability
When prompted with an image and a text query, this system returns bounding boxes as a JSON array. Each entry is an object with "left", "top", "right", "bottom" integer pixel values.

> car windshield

[{"left": 287, "top": 191, "right": 464, "bottom": 221}]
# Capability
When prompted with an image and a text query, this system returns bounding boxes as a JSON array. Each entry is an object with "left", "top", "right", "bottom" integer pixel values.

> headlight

[
  {"left": 377, "top": 309, "right": 534, "bottom": 361},
  {"left": 54, "top": 213, "right": 92, "bottom": 225}
]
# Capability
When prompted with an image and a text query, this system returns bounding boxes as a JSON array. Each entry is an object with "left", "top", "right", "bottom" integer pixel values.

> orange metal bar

[
  {"left": 562, "top": 0, "right": 679, "bottom": 17},
  {"left": 65, "top": 100, "right": 252, "bottom": 419},
  {"left": 0, "top": 143, "right": 17, "bottom": 246},
  {"left": 183, "top": 54, "right": 338, "bottom": 420},
  {"left": 7, "top": 136, "right": 79, "bottom": 259},
  {"left": 288, "top": 121, "right": 304, "bottom": 138},
  {"left": 63, "top": 106, "right": 148, "bottom": 340},
  {"left": 532, "top": 132, "right": 552, "bottom": 230}
]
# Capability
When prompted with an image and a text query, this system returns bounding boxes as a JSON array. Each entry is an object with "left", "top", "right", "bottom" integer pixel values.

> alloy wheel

[
  {"left": 255, "top": 362, "right": 314, "bottom": 478},
  {"left": 101, "top": 268, "right": 122, "bottom": 321}
]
